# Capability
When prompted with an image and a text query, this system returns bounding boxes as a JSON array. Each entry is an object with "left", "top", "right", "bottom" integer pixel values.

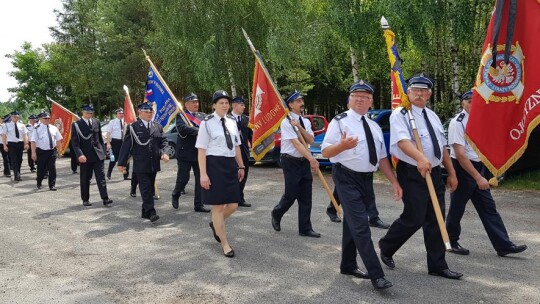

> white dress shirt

[
  {"left": 196, "top": 112, "right": 241, "bottom": 157},
  {"left": 280, "top": 112, "right": 313, "bottom": 158},
  {"left": 389, "top": 104, "right": 446, "bottom": 167},
  {"left": 106, "top": 118, "right": 124, "bottom": 140},
  {"left": 448, "top": 110, "right": 480, "bottom": 162},
  {"left": 322, "top": 110, "right": 387, "bottom": 172},
  {"left": 31, "top": 124, "right": 63, "bottom": 150},
  {"left": 2, "top": 121, "right": 28, "bottom": 142}
]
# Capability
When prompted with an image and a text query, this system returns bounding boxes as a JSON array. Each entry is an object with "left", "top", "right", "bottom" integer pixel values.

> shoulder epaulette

[
  {"left": 334, "top": 112, "right": 347, "bottom": 121},
  {"left": 226, "top": 114, "right": 234, "bottom": 119},
  {"left": 400, "top": 108, "right": 407, "bottom": 115},
  {"left": 456, "top": 113, "right": 465, "bottom": 122},
  {"left": 204, "top": 114, "right": 214, "bottom": 121}
]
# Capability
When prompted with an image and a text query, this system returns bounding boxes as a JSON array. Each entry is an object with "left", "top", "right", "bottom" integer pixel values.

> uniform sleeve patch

[
  {"left": 456, "top": 113, "right": 465, "bottom": 122},
  {"left": 204, "top": 114, "right": 214, "bottom": 121},
  {"left": 400, "top": 108, "right": 407, "bottom": 115}
]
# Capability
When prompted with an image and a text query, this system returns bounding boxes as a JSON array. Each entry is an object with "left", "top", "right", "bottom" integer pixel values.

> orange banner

[{"left": 50, "top": 100, "right": 77, "bottom": 155}]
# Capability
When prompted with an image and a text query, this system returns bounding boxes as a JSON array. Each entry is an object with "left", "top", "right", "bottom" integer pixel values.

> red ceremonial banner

[
  {"left": 467, "top": 0, "right": 540, "bottom": 177},
  {"left": 50, "top": 100, "right": 77, "bottom": 155},
  {"left": 248, "top": 59, "right": 288, "bottom": 161},
  {"left": 123, "top": 94, "right": 137, "bottom": 124},
  {"left": 390, "top": 72, "right": 402, "bottom": 110}
]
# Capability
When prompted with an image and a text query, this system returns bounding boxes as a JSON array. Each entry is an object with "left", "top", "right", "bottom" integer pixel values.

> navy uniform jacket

[
  {"left": 237, "top": 114, "right": 253, "bottom": 159},
  {"left": 117, "top": 119, "right": 168, "bottom": 173},
  {"left": 175, "top": 112, "right": 205, "bottom": 162},
  {"left": 71, "top": 119, "right": 106, "bottom": 162}
]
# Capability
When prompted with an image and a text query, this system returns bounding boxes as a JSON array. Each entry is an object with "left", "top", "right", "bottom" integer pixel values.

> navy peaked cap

[
  {"left": 39, "top": 112, "right": 51, "bottom": 118},
  {"left": 460, "top": 90, "right": 473, "bottom": 101},
  {"left": 183, "top": 93, "right": 199, "bottom": 102},
  {"left": 232, "top": 96, "right": 245, "bottom": 104},
  {"left": 407, "top": 73, "right": 434, "bottom": 89},
  {"left": 10, "top": 111, "right": 20, "bottom": 116},
  {"left": 137, "top": 102, "right": 153, "bottom": 111},
  {"left": 349, "top": 80, "right": 375, "bottom": 94},
  {"left": 212, "top": 90, "right": 231, "bottom": 103},
  {"left": 29, "top": 114, "right": 38, "bottom": 120},
  {"left": 81, "top": 104, "right": 94, "bottom": 112},
  {"left": 114, "top": 108, "right": 124, "bottom": 114},
  {"left": 286, "top": 90, "right": 303, "bottom": 104}
]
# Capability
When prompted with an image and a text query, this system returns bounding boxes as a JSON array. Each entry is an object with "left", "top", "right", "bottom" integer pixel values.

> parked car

[{"left": 164, "top": 122, "right": 178, "bottom": 159}]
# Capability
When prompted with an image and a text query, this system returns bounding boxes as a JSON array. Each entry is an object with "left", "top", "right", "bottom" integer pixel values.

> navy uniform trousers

[
  {"left": 333, "top": 164, "right": 384, "bottom": 279},
  {"left": 272, "top": 155, "right": 313, "bottom": 233},
  {"left": 379, "top": 161, "right": 448, "bottom": 272},
  {"left": 0, "top": 143, "right": 10, "bottom": 175},
  {"left": 36, "top": 148, "right": 57, "bottom": 188},
  {"left": 172, "top": 159, "right": 202, "bottom": 209},
  {"left": 137, "top": 172, "right": 157, "bottom": 214},
  {"left": 327, "top": 186, "right": 380, "bottom": 219},
  {"left": 8, "top": 142, "right": 24, "bottom": 176},
  {"left": 80, "top": 160, "right": 108, "bottom": 201},
  {"left": 446, "top": 159, "right": 513, "bottom": 251}
]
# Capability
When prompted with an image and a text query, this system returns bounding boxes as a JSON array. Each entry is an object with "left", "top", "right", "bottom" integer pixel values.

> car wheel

[{"left": 168, "top": 143, "right": 177, "bottom": 159}]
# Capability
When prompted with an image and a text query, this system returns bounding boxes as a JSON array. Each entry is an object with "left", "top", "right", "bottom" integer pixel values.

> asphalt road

[{"left": 1, "top": 159, "right": 538, "bottom": 304}]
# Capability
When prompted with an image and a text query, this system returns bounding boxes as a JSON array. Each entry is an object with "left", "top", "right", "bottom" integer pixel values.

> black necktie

[
  {"left": 298, "top": 116, "right": 306, "bottom": 130},
  {"left": 47, "top": 125, "right": 53, "bottom": 149},
  {"left": 87, "top": 119, "right": 92, "bottom": 128},
  {"left": 422, "top": 109, "right": 441, "bottom": 160},
  {"left": 362, "top": 116, "right": 377, "bottom": 166},
  {"left": 221, "top": 118, "right": 233, "bottom": 150},
  {"left": 120, "top": 119, "right": 124, "bottom": 131},
  {"left": 14, "top": 122, "right": 19, "bottom": 139}
]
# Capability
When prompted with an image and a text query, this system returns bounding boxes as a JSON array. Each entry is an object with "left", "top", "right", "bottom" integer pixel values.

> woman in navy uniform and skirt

[{"left": 196, "top": 90, "right": 245, "bottom": 258}]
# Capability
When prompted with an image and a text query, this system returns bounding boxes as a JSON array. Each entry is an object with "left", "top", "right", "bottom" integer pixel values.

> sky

[{"left": 0, "top": 0, "right": 62, "bottom": 102}]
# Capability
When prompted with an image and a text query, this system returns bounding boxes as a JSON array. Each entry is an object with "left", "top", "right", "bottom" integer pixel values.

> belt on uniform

[
  {"left": 281, "top": 154, "right": 305, "bottom": 161},
  {"left": 399, "top": 161, "right": 440, "bottom": 171},
  {"left": 334, "top": 163, "right": 373, "bottom": 177},
  {"left": 36, "top": 148, "right": 54, "bottom": 152}
]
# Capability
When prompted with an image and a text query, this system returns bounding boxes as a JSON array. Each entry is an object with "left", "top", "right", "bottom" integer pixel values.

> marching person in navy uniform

[
  {"left": 26, "top": 114, "right": 38, "bottom": 172},
  {"left": 325, "top": 98, "right": 390, "bottom": 229},
  {"left": 30, "top": 112, "right": 63, "bottom": 191},
  {"left": 230, "top": 96, "right": 253, "bottom": 207},
  {"left": 378, "top": 73, "right": 463, "bottom": 280},
  {"left": 271, "top": 90, "right": 321, "bottom": 238},
  {"left": 118, "top": 102, "right": 169, "bottom": 223},
  {"left": 1, "top": 111, "right": 29, "bottom": 181},
  {"left": 171, "top": 93, "right": 210, "bottom": 212},
  {"left": 322, "top": 80, "right": 402, "bottom": 290},
  {"left": 0, "top": 114, "right": 11, "bottom": 177},
  {"left": 196, "top": 90, "right": 244, "bottom": 257},
  {"left": 71, "top": 104, "right": 113, "bottom": 207},
  {"left": 446, "top": 90, "right": 528, "bottom": 257},
  {"left": 106, "top": 108, "right": 130, "bottom": 180}
]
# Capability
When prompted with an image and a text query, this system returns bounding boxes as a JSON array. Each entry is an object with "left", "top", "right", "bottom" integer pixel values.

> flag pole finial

[{"left": 380, "top": 16, "right": 390, "bottom": 29}]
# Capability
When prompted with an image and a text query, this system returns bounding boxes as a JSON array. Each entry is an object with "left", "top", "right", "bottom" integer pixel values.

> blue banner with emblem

[{"left": 144, "top": 66, "right": 179, "bottom": 130}]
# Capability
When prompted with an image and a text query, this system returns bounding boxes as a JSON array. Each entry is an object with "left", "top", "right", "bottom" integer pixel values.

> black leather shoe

[
  {"left": 49, "top": 187, "right": 57, "bottom": 191},
  {"left": 428, "top": 269, "right": 463, "bottom": 280},
  {"left": 106, "top": 174, "right": 111, "bottom": 180},
  {"left": 340, "top": 268, "right": 369, "bottom": 279},
  {"left": 224, "top": 248, "right": 235, "bottom": 258},
  {"left": 4, "top": 173, "right": 11, "bottom": 177},
  {"left": 15, "top": 174, "right": 22, "bottom": 181},
  {"left": 448, "top": 241, "right": 470, "bottom": 255},
  {"left": 371, "top": 277, "right": 393, "bottom": 290},
  {"left": 124, "top": 177, "right": 131, "bottom": 180},
  {"left": 149, "top": 214, "right": 160, "bottom": 222},
  {"left": 380, "top": 254, "right": 395, "bottom": 269},
  {"left": 103, "top": 198, "right": 113, "bottom": 206},
  {"left": 37, "top": 183, "right": 42, "bottom": 189},
  {"left": 130, "top": 193, "right": 136, "bottom": 197},
  {"left": 299, "top": 230, "right": 321, "bottom": 238},
  {"left": 31, "top": 168, "right": 36, "bottom": 172},
  {"left": 497, "top": 244, "right": 528, "bottom": 257},
  {"left": 180, "top": 190, "right": 187, "bottom": 195},
  {"left": 369, "top": 218, "right": 390, "bottom": 229},
  {"left": 171, "top": 196, "right": 178, "bottom": 209},
  {"left": 271, "top": 212, "right": 281, "bottom": 231},
  {"left": 83, "top": 201, "right": 92, "bottom": 206},
  {"left": 326, "top": 210, "right": 341, "bottom": 223},
  {"left": 209, "top": 222, "right": 221, "bottom": 243},
  {"left": 238, "top": 201, "right": 252, "bottom": 207},
  {"left": 72, "top": 171, "right": 77, "bottom": 174},
  {"left": 194, "top": 206, "right": 211, "bottom": 213}
]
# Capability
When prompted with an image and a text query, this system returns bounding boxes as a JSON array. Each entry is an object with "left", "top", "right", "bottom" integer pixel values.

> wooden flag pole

[{"left": 241, "top": 28, "right": 341, "bottom": 216}]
